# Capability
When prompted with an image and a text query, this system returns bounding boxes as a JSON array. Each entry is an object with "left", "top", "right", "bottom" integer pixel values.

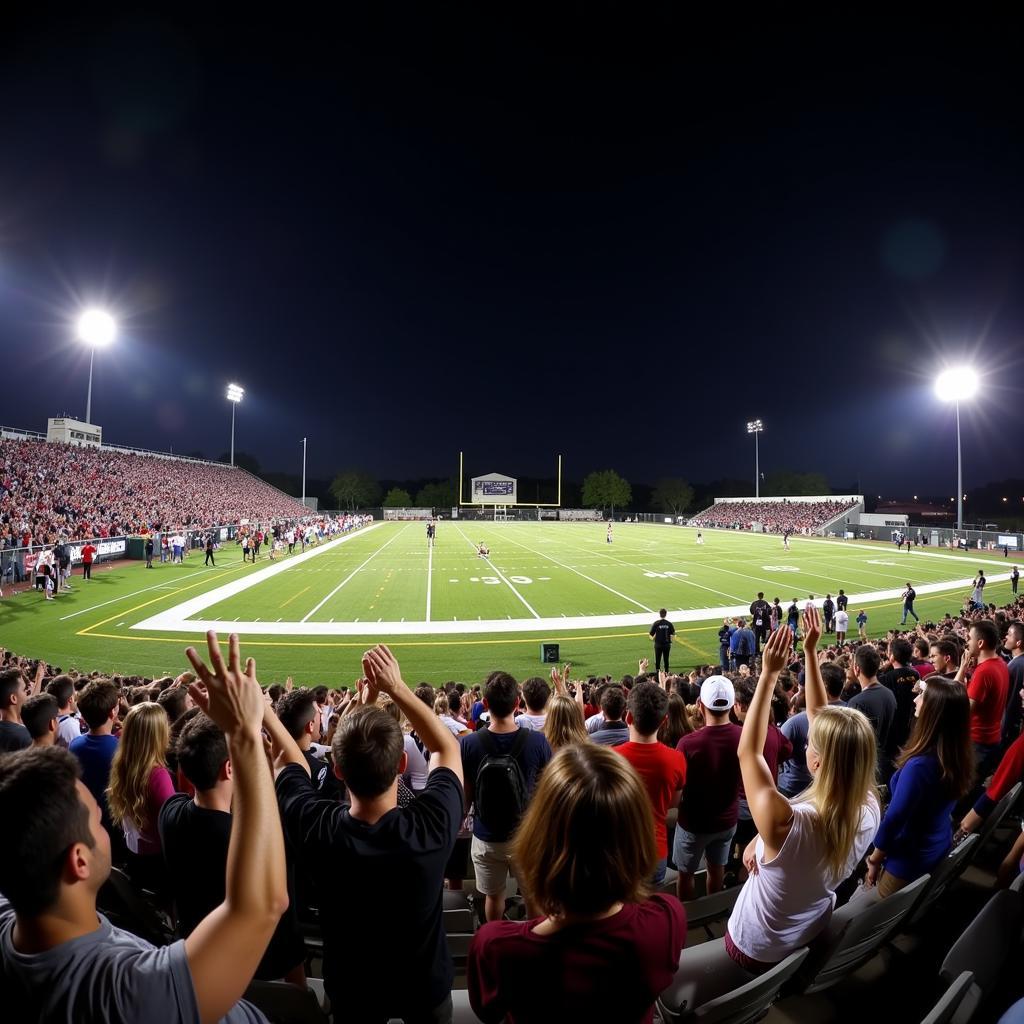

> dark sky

[{"left": 1, "top": 9, "right": 1022, "bottom": 495}]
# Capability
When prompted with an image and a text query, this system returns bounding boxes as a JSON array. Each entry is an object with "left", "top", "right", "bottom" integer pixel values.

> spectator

[
  {"left": 750, "top": 593, "right": 772, "bottom": 652},
  {"left": 1002, "top": 620, "right": 1024, "bottom": 745},
  {"left": 542, "top": 694, "right": 589, "bottom": 752},
  {"left": 688, "top": 498, "right": 857, "bottom": 534},
  {"left": 671, "top": 609, "right": 879, "bottom": 1004},
  {"left": 616, "top": 681, "right": 688, "bottom": 883},
  {"left": 929, "top": 637, "right": 960, "bottom": 679},
  {"left": 718, "top": 618, "right": 734, "bottom": 671},
  {"left": 0, "top": 667, "right": 31, "bottom": 752},
  {"left": 0, "top": 629, "right": 287, "bottom": 1023},
  {"left": 514, "top": 677, "right": 551, "bottom": 731},
  {"left": 274, "top": 687, "right": 342, "bottom": 798},
  {"left": 107, "top": 703, "right": 175, "bottom": 895},
  {"left": 957, "top": 619, "right": 1011, "bottom": 777},
  {"left": 461, "top": 671, "right": 553, "bottom": 923},
  {"left": 866, "top": 677, "right": 973, "bottom": 896},
  {"left": 156, "top": 685, "right": 192, "bottom": 727},
  {"left": 778, "top": 663, "right": 846, "bottom": 797},
  {"left": 434, "top": 694, "right": 467, "bottom": 736},
  {"left": 730, "top": 619, "right": 756, "bottom": 669},
  {"left": 674, "top": 675, "right": 743, "bottom": 901},
  {"left": 879, "top": 638, "right": 921, "bottom": 763},
  {"left": 22, "top": 692, "right": 59, "bottom": 746},
  {"left": 467, "top": 744, "right": 687, "bottom": 1024},
  {"left": 159, "top": 712, "right": 306, "bottom": 985},
  {"left": 591, "top": 686, "right": 629, "bottom": 747},
  {"left": 46, "top": 674, "right": 81, "bottom": 748},
  {"left": 834, "top": 605, "right": 849, "bottom": 645},
  {"left": 650, "top": 608, "right": 676, "bottom": 673},
  {"left": 847, "top": 645, "right": 897, "bottom": 780},
  {"left": 658, "top": 691, "right": 693, "bottom": 749},
  {"left": 70, "top": 679, "right": 121, "bottom": 836},
  {"left": 268, "top": 644, "right": 464, "bottom": 1022}
]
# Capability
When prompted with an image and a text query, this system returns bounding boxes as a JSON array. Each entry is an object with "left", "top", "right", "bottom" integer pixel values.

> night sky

[{"left": 1, "top": 10, "right": 1021, "bottom": 495}]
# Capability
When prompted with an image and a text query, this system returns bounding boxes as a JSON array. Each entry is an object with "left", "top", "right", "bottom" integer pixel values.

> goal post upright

[{"left": 456, "top": 452, "right": 563, "bottom": 513}]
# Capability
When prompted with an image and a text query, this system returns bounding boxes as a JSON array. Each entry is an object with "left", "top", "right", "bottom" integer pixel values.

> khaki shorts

[{"left": 471, "top": 836, "right": 516, "bottom": 896}]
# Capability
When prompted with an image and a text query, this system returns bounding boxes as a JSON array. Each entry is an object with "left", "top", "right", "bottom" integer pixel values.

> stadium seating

[
  {"left": 688, "top": 498, "right": 858, "bottom": 534},
  {"left": 918, "top": 972, "right": 976, "bottom": 1024}
]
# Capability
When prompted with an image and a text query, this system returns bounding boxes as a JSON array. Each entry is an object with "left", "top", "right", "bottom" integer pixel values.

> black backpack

[{"left": 474, "top": 728, "right": 530, "bottom": 841}]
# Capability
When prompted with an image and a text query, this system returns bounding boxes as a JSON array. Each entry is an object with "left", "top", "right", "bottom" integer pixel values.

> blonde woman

[
  {"left": 468, "top": 744, "right": 686, "bottom": 1022},
  {"left": 671, "top": 606, "right": 880, "bottom": 1004},
  {"left": 543, "top": 694, "right": 590, "bottom": 752},
  {"left": 107, "top": 701, "right": 175, "bottom": 893}
]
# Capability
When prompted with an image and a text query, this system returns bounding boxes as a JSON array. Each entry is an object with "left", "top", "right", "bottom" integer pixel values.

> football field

[{"left": 4, "top": 522, "right": 1016, "bottom": 685}]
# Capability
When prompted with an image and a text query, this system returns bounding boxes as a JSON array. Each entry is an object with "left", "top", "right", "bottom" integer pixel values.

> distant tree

[
  {"left": 330, "top": 471, "right": 382, "bottom": 510},
  {"left": 581, "top": 470, "right": 632, "bottom": 518},
  {"left": 383, "top": 487, "right": 413, "bottom": 508},
  {"left": 652, "top": 478, "right": 694, "bottom": 516},
  {"left": 415, "top": 479, "right": 458, "bottom": 509}
]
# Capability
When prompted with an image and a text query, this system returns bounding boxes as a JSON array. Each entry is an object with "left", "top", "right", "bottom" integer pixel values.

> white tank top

[{"left": 728, "top": 798, "right": 879, "bottom": 963}]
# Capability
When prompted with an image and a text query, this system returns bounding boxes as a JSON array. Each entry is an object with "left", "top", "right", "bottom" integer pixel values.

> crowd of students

[
  {"left": 0, "top": 437, "right": 309, "bottom": 549},
  {"left": 688, "top": 498, "right": 858, "bottom": 533},
  {"left": 0, "top": 583, "right": 1021, "bottom": 1021}
]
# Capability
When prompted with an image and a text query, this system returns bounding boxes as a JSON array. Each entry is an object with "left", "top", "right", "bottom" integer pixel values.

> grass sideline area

[{"left": 1, "top": 522, "right": 1017, "bottom": 685}]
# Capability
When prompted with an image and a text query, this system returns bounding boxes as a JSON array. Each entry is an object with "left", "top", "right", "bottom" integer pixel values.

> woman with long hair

[
  {"left": 658, "top": 691, "right": 693, "bottom": 748},
  {"left": 107, "top": 701, "right": 175, "bottom": 892},
  {"left": 671, "top": 606, "right": 879, "bottom": 1006},
  {"left": 468, "top": 744, "right": 686, "bottom": 1023},
  {"left": 543, "top": 694, "right": 590, "bottom": 752},
  {"left": 865, "top": 676, "right": 972, "bottom": 896}
]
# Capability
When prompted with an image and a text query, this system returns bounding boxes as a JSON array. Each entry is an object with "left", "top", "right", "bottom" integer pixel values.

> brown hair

[
  {"left": 512, "top": 744, "right": 656, "bottom": 917},
  {"left": 896, "top": 677, "right": 973, "bottom": 798},
  {"left": 657, "top": 692, "right": 693, "bottom": 748},
  {"left": 331, "top": 706, "right": 404, "bottom": 798}
]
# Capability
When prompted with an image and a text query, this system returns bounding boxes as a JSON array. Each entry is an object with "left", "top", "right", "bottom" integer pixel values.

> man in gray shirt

[
  {"left": 847, "top": 644, "right": 897, "bottom": 781},
  {"left": 0, "top": 632, "right": 286, "bottom": 1023}
]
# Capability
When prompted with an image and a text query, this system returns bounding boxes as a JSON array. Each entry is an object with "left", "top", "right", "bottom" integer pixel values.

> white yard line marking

[
  {"left": 499, "top": 527, "right": 655, "bottom": 613},
  {"left": 454, "top": 525, "right": 540, "bottom": 618},
  {"left": 300, "top": 525, "right": 410, "bottom": 623}
]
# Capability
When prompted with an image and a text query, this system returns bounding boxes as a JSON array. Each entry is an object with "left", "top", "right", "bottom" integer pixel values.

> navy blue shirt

[{"left": 460, "top": 727, "right": 552, "bottom": 841}]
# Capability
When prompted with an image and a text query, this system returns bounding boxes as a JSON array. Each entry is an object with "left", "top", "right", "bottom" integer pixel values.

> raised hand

[
  {"left": 801, "top": 604, "right": 821, "bottom": 651},
  {"left": 185, "top": 632, "right": 264, "bottom": 739},
  {"left": 362, "top": 644, "right": 405, "bottom": 695},
  {"left": 760, "top": 624, "right": 791, "bottom": 675}
]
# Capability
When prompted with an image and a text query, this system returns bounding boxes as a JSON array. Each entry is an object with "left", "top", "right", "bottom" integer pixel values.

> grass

[{"left": 2, "top": 522, "right": 1016, "bottom": 686}]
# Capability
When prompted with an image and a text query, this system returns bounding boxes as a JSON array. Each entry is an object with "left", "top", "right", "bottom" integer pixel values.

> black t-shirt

[
  {"left": 718, "top": 625, "right": 731, "bottom": 648},
  {"left": 0, "top": 721, "right": 30, "bottom": 752},
  {"left": 650, "top": 618, "right": 675, "bottom": 647},
  {"left": 903, "top": 588, "right": 916, "bottom": 603},
  {"left": 749, "top": 600, "right": 770, "bottom": 628},
  {"left": 304, "top": 749, "right": 344, "bottom": 801},
  {"left": 276, "top": 763, "right": 463, "bottom": 1015},
  {"left": 158, "top": 794, "right": 305, "bottom": 980},
  {"left": 836, "top": 594, "right": 848, "bottom": 610},
  {"left": 879, "top": 665, "right": 921, "bottom": 756}
]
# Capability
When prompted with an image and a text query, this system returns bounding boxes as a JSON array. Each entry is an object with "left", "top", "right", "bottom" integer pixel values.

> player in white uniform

[{"left": 606, "top": 523, "right": 613, "bottom": 544}]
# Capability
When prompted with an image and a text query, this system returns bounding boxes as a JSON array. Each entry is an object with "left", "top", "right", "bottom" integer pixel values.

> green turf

[{"left": 1, "top": 523, "right": 1015, "bottom": 686}]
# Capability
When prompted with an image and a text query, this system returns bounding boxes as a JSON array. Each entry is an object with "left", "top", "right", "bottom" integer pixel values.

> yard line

[
  {"left": 500, "top": 527, "right": 655, "bottom": 613},
  {"left": 454, "top": 525, "right": 540, "bottom": 618},
  {"left": 278, "top": 584, "right": 313, "bottom": 609},
  {"left": 59, "top": 562, "right": 247, "bottom": 621},
  {"left": 300, "top": 524, "right": 411, "bottom": 622},
  {"left": 426, "top": 540, "right": 433, "bottom": 623}
]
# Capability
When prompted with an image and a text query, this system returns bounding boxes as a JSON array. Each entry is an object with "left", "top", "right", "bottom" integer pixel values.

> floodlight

[
  {"left": 934, "top": 367, "right": 978, "bottom": 403},
  {"left": 77, "top": 309, "right": 117, "bottom": 348}
]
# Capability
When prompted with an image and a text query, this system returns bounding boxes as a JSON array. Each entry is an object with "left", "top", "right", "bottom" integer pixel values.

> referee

[{"left": 649, "top": 609, "right": 676, "bottom": 673}]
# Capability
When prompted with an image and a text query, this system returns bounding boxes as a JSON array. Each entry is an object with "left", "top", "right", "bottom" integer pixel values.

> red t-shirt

[
  {"left": 615, "top": 741, "right": 687, "bottom": 857},
  {"left": 968, "top": 658, "right": 1010, "bottom": 745},
  {"left": 81, "top": 544, "right": 97, "bottom": 564},
  {"left": 468, "top": 894, "right": 686, "bottom": 1024}
]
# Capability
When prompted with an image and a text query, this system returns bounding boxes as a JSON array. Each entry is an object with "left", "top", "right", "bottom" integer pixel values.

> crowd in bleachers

[
  {"left": 0, "top": 437, "right": 309, "bottom": 548},
  {"left": 0, "top": 587, "right": 1022, "bottom": 1022},
  {"left": 688, "top": 498, "right": 858, "bottom": 533}
]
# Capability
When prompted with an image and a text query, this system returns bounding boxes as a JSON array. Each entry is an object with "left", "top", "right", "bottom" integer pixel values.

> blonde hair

[
  {"left": 434, "top": 695, "right": 450, "bottom": 717},
  {"left": 798, "top": 706, "right": 878, "bottom": 879},
  {"left": 543, "top": 695, "right": 589, "bottom": 751},
  {"left": 107, "top": 702, "right": 170, "bottom": 831},
  {"left": 513, "top": 744, "right": 656, "bottom": 917}
]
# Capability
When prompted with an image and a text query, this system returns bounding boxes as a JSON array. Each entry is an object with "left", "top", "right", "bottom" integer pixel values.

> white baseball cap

[{"left": 700, "top": 675, "right": 735, "bottom": 712}]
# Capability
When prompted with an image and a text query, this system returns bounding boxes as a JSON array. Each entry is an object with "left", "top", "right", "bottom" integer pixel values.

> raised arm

[
  {"left": 363, "top": 645, "right": 463, "bottom": 784},
  {"left": 183, "top": 633, "right": 289, "bottom": 1024},
  {"left": 737, "top": 625, "right": 794, "bottom": 854},
  {"left": 800, "top": 605, "right": 826, "bottom": 722}
]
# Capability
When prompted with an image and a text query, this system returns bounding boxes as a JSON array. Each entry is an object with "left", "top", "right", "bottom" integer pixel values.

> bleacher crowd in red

[
  {"left": 0, "top": 437, "right": 309, "bottom": 548},
  {"left": 688, "top": 499, "right": 858, "bottom": 534},
  {"left": 1, "top": 585, "right": 1022, "bottom": 1021}
]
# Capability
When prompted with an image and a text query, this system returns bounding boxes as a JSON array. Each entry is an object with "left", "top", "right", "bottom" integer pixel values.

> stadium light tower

[
  {"left": 747, "top": 419, "right": 764, "bottom": 498},
  {"left": 76, "top": 309, "right": 117, "bottom": 424},
  {"left": 226, "top": 383, "right": 245, "bottom": 466},
  {"left": 934, "top": 367, "right": 978, "bottom": 532}
]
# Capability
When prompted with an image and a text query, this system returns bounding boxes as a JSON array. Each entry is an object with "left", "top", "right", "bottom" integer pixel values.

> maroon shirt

[
  {"left": 676, "top": 723, "right": 743, "bottom": 833},
  {"left": 468, "top": 894, "right": 686, "bottom": 1024},
  {"left": 737, "top": 722, "right": 793, "bottom": 799}
]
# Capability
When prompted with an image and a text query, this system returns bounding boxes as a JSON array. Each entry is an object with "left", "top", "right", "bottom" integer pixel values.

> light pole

[
  {"left": 935, "top": 367, "right": 978, "bottom": 532},
  {"left": 301, "top": 437, "right": 307, "bottom": 506},
  {"left": 747, "top": 419, "right": 764, "bottom": 498},
  {"left": 226, "top": 384, "right": 244, "bottom": 466},
  {"left": 76, "top": 310, "right": 117, "bottom": 424}
]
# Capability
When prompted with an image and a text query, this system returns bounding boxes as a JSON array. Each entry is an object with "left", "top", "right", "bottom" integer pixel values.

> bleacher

[{"left": 688, "top": 497, "right": 862, "bottom": 535}]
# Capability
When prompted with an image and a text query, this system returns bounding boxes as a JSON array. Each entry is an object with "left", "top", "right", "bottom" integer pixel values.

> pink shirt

[{"left": 123, "top": 765, "right": 175, "bottom": 856}]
